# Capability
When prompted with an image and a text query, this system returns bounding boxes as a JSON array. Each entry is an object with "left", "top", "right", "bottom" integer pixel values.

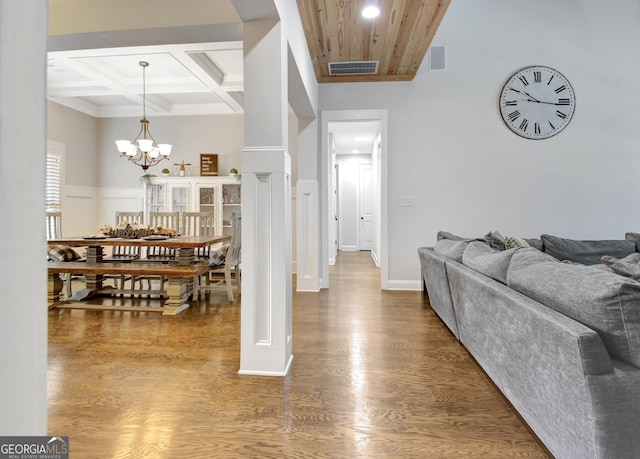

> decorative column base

[{"left": 238, "top": 148, "right": 293, "bottom": 376}]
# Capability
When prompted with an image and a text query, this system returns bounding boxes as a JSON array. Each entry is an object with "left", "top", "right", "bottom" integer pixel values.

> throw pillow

[
  {"left": 48, "top": 245, "right": 81, "bottom": 262},
  {"left": 484, "top": 230, "right": 506, "bottom": 250},
  {"left": 209, "top": 243, "right": 229, "bottom": 267},
  {"left": 504, "top": 236, "right": 530, "bottom": 250}
]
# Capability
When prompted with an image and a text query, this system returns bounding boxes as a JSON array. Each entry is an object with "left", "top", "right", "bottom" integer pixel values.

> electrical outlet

[{"left": 400, "top": 196, "right": 413, "bottom": 207}]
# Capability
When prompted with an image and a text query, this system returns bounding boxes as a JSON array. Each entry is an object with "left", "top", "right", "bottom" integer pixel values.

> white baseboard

[{"left": 387, "top": 279, "right": 422, "bottom": 291}]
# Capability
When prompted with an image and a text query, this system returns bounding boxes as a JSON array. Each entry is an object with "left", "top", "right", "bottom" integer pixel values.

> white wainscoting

[
  {"left": 62, "top": 185, "right": 98, "bottom": 237},
  {"left": 60, "top": 186, "right": 143, "bottom": 236},
  {"left": 98, "top": 186, "right": 144, "bottom": 227}
]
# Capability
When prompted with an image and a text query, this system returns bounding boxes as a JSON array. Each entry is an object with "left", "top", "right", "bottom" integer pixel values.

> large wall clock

[{"left": 499, "top": 66, "right": 576, "bottom": 139}]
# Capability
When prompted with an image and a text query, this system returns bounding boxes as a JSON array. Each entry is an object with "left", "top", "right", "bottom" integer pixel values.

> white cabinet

[{"left": 144, "top": 176, "right": 240, "bottom": 235}]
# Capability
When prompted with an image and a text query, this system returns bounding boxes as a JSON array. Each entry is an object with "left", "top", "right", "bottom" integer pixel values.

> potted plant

[
  {"left": 161, "top": 168, "right": 170, "bottom": 176},
  {"left": 229, "top": 168, "right": 240, "bottom": 181},
  {"left": 139, "top": 173, "right": 155, "bottom": 185}
]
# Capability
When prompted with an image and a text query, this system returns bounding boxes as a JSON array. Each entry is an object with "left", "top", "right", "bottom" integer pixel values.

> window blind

[{"left": 46, "top": 152, "right": 62, "bottom": 212}]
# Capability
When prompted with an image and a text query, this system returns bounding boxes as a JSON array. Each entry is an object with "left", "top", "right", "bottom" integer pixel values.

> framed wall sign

[{"left": 200, "top": 153, "right": 218, "bottom": 176}]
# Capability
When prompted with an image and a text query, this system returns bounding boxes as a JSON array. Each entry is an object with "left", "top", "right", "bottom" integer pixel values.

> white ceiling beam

[
  {"left": 167, "top": 44, "right": 243, "bottom": 113},
  {"left": 49, "top": 54, "right": 172, "bottom": 114}
]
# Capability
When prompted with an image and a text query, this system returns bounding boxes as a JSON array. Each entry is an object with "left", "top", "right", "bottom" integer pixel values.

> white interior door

[
  {"left": 333, "top": 163, "right": 339, "bottom": 254},
  {"left": 359, "top": 164, "right": 374, "bottom": 251}
]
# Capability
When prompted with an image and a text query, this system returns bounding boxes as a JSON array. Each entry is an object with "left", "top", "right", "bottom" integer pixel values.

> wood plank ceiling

[{"left": 296, "top": 0, "right": 451, "bottom": 83}]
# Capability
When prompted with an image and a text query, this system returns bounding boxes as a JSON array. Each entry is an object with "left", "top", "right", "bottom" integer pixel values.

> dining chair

[
  {"left": 146, "top": 211, "right": 179, "bottom": 261},
  {"left": 115, "top": 211, "right": 144, "bottom": 226},
  {"left": 140, "top": 211, "right": 180, "bottom": 293},
  {"left": 104, "top": 211, "right": 145, "bottom": 291},
  {"left": 46, "top": 211, "right": 63, "bottom": 240},
  {"left": 183, "top": 211, "right": 215, "bottom": 259},
  {"left": 46, "top": 211, "right": 82, "bottom": 298},
  {"left": 196, "top": 212, "right": 241, "bottom": 302},
  {"left": 148, "top": 211, "right": 179, "bottom": 231}
]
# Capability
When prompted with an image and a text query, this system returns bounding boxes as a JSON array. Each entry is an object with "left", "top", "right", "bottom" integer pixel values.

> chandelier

[{"left": 115, "top": 61, "right": 172, "bottom": 170}]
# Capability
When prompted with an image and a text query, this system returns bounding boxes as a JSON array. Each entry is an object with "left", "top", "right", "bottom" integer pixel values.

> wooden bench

[{"left": 47, "top": 261, "right": 211, "bottom": 315}]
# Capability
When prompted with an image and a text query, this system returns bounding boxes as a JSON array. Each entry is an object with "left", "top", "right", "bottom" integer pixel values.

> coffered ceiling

[
  {"left": 46, "top": 0, "right": 449, "bottom": 152},
  {"left": 47, "top": 0, "right": 451, "bottom": 119},
  {"left": 47, "top": 42, "right": 244, "bottom": 118}
]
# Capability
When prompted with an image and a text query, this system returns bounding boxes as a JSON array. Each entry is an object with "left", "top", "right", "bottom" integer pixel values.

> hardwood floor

[{"left": 48, "top": 251, "right": 550, "bottom": 458}]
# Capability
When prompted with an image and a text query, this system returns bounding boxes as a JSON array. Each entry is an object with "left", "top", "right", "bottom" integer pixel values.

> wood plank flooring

[{"left": 48, "top": 251, "right": 550, "bottom": 458}]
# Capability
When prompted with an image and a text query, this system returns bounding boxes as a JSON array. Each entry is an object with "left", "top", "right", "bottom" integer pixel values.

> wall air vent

[{"left": 328, "top": 61, "right": 379, "bottom": 76}]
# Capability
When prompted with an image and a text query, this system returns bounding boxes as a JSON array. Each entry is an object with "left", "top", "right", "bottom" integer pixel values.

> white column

[
  {"left": 238, "top": 19, "right": 293, "bottom": 375},
  {"left": 296, "top": 119, "right": 320, "bottom": 292},
  {"left": 0, "top": 0, "right": 48, "bottom": 434},
  {"left": 296, "top": 180, "right": 319, "bottom": 291}
]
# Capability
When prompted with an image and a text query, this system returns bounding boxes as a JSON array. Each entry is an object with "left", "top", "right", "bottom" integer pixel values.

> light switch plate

[{"left": 400, "top": 196, "right": 413, "bottom": 207}]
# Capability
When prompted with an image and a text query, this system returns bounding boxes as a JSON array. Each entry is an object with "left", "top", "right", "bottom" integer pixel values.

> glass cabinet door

[
  {"left": 146, "top": 183, "right": 166, "bottom": 213},
  {"left": 222, "top": 183, "right": 241, "bottom": 236},
  {"left": 169, "top": 185, "right": 189, "bottom": 214},
  {"left": 196, "top": 184, "right": 219, "bottom": 231}
]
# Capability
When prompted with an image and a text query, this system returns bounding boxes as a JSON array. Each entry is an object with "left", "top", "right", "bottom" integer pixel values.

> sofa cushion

[
  {"left": 462, "top": 241, "right": 519, "bottom": 284},
  {"left": 436, "top": 231, "right": 466, "bottom": 241},
  {"left": 541, "top": 234, "right": 636, "bottom": 265},
  {"left": 601, "top": 252, "right": 640, "bottom": 280},
  {"left": 433, "top": 239, "right": 468, "bottom": 262},
  {"left": 508, "top": 247, "right": 640, "bottom": 368},
  {"left": 524, "top": 238, "right": 543, "bottom": 251}
]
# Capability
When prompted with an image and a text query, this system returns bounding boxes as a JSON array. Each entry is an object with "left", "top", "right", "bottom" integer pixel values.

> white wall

[
  {"left": 47, "top": 102, "right": 100, "bottom": 236},
  {"left": 48, "top": 102, "right": 99, "bottom": 187},
  {"left": 97, "top": 113, "right": 245, "bottom": 188},
  {"left": 319, "top": 0, "right": 640, "bottom": 288}
]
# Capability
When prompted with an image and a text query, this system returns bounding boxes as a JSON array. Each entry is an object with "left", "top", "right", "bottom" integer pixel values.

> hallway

[{"left": 47, "top": 251, "right": 549, "bottom": 458}]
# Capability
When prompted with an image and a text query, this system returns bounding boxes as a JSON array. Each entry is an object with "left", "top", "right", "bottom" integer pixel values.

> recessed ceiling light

[
  {"left": 352, "top": 149, "right": 360, "bottom": 154},
  {"left": 361, "top": 6, "right": 380, "bottom": 19}
]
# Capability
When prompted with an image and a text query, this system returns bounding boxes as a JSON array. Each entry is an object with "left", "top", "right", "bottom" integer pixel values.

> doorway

[
  {"left": 321, "top": 110, "right": 388, "bottom": 289},
  {"left": 335, "top": 153, "right": 374, "bottom": 252}
]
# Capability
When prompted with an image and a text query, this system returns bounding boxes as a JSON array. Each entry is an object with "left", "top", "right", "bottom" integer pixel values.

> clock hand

[
  {"left": 508, "top": 87, "right": 541, "bottom": 103},
  {"left": 521, "top": 90, "right": 540, "bottom": 102},
  {"left": 525, "top": 99, "right": 568, "bottom": 106}
]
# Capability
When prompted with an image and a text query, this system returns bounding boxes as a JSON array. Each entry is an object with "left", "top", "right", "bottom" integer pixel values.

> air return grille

[{"left": 328, "top": 61, "right": 379, "bottom": 76}]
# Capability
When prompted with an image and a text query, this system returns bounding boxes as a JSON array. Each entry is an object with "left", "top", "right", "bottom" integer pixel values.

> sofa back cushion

[
  {"left": 625, "top": 232, "right": 640, "bottom": 251},
  {"left": 433, "top": 239, "right": 468, "bottom": 262},
  {"left": 461, "top": 241, "right": 519, "bottom": 284},
  {"left": 507, "top": 248, "right": 640, "bottom": 368},
  {"left": 541, "top": 234, "right": 636, "bottom": 265}
]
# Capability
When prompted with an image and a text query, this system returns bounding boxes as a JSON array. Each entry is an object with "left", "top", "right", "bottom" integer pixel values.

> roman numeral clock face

[{"left": 499, "top": 66, "right": 575, "bottom": 139}]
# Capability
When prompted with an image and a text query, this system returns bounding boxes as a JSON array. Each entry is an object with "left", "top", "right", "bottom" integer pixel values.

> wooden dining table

[{"left": 47, "top": 234, "right": 230, "bottom": 315}]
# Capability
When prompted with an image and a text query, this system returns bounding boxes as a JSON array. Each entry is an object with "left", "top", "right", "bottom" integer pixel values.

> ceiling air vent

[{"left": 328, "top": 61, "right": 379, "bottom": 76}]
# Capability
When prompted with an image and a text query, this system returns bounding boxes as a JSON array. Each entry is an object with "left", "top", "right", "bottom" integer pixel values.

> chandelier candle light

[{"left": 115, "top": 61, "right": 172, "bottom": 170}]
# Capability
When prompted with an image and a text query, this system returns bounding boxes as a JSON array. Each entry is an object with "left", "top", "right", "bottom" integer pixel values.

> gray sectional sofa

[{"left": 418, "top": 232, "right": 640, "bottom": 459}]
